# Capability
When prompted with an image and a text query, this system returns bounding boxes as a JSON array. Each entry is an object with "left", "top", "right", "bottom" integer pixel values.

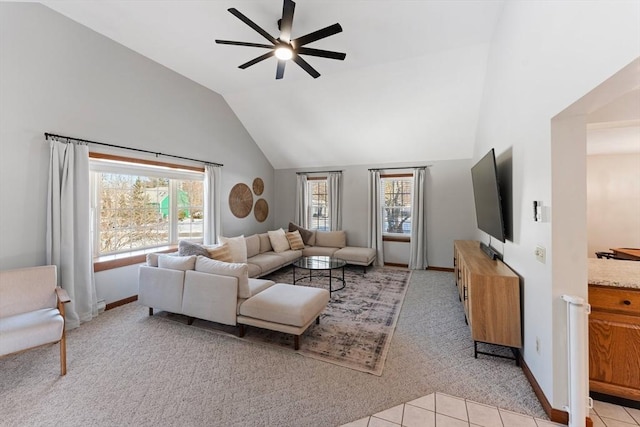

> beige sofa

[{"left": 138, "top": 254, "right": 329, "bottom": 349}]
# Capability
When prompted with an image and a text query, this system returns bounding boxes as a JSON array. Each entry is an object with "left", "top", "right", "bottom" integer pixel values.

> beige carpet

[
  {"left": 0, "top": 269, "right": 545, "bottom": 427},
  {"left": 160, "top": 266, "right": 410, "bottom": 376}
]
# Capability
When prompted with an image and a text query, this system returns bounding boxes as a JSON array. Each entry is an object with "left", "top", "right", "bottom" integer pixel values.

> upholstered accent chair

[{"left": 0, "top": 265, "right": 71, "bottom": 375}]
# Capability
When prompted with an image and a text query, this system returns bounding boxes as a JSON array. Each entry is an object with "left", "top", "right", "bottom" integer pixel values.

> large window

[
  {"left": 381, "top": 176, "right": 413, "bottom": 236},
  {"left": 308, "top": 178, "right": 330, "bottom": 231},
  {"left": 90, "top": 157, "right": 204, "bottom": 257}
]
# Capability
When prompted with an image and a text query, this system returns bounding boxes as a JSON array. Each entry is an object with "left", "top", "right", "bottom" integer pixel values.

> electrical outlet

[{"left": 535, "top": 246, "right": 546, "bottom": 264}]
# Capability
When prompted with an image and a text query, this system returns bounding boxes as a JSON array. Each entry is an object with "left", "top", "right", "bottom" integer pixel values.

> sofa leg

[
  {"left": 187, "top": 317, "right": 194, "bottom": 326},
  {"left": 316, "top": 316, "right": 320, "bottom": 325},
  {"left": 294, "top": 335, "right": 300, "bottom": 351},
  {"left": 149, "top": 307, "right": 154, "bottom": 316},
  {"left": 60, "top": 333, "right": 67, "bottom": 376},
  {"left": 238, "top": 324, "right": 245, "bottom": 337}
]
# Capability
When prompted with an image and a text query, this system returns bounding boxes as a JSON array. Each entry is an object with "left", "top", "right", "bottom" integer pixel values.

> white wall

[
  {"left": 274, "top": 159, "right": 477, "bottom": 269},
  {"left": 0, "top": 3, "right": 275, "bottom": 302},
  {"left": 587, "top": 153, "right": 640, "bottom": 256},
  {"left": 474, "top": 0, "right": 640, "bottom": 409}
]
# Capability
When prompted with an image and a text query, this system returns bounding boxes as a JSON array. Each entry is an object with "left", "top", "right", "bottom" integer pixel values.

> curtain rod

[
  {"left": 296, "top": 170, "right": 343, "bottom": 175},
  {"left": 368, "top": 165, "right": 431, "bottom": 171},
  {"left": 44, "top": 132, "right": 223, "bottom": 167}
]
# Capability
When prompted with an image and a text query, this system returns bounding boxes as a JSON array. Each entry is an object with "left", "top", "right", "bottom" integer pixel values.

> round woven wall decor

[
  {"left": 254, "top": 198, "right": 269, "bottom": 222},
  {"left": 229, "top": 183, "right": 253, "bottom": 218},
  {"left": 252, "top": 177, "right": 264, "bottom": 196}
]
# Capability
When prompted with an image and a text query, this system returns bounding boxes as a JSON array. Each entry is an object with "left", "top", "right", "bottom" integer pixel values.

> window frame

[
  {"left": 380, "top": 173, "right": 413, "bottom": 241},
  {"left": 306, "top": 176, "right": 331, "bottom": 231},
  {"left": 89, "top": 153, "right": 205, "bottom": 271}
]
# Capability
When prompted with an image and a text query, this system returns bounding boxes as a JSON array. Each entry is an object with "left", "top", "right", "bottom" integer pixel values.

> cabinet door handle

[{"left": 623, "top": 300, "right": 631, "bottom": 305}]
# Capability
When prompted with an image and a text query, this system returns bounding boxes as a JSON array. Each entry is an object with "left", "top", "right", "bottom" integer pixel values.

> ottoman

[{"left": 237, "top": 283, "right": 330, "bottom": 350}]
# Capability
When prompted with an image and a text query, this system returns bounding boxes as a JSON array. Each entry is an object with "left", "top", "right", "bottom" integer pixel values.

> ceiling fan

[{"left": 215, "top": 0, "right": 346, "bottom": 79}]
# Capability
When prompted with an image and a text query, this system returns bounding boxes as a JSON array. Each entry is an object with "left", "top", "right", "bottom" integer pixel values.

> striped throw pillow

[
  {"left": 207, "top": 243, "right": 233, "bottom": 263},
  {"left": 286, "top": 230, "right": 305, "bottom": 250}
]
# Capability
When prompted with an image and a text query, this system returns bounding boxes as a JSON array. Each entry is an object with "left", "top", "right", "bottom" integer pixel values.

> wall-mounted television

[{"left": 471, "top": 148, "right": 506, "bottom": 243}]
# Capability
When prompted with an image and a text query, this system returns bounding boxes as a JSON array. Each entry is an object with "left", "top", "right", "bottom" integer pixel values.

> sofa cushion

[
  {"left": 258, "top": 233, "right": 272, "bottom": 253},
  {"left": 245, "top": 234, "right": 260, "bottom": 258},
  {"left": 178, "top": 240, "right": 210, "bottom": 258},
  {"left": 247, "top": 278, "right": 275, "bottom": 297},
  {"left": 194, "top": 256, "right": 250, "bottom": 299},
  {"left": 276, "top": 250, "right": 303, "bottom": 263},
  {"left": 158, "top": 255, "right": 196, "bottom": 271},
  {"left": 268, "top": 229, "right": 290, "bottom": 253},
  {"left": 246, "top": 262, "right": 262, "bottom": 278},
  {"left": 218, "top": 235, "right": 247, "bottom": 263},
  {"left": 288, "top": 222, "right": 315, "bottom": 245},
  {"left": 285, "top": 230, "right": 305, "bottom": 250},
  {"left": 239, "top": 283, "right": 329, "bottom": 328},
  {"left": 333, "top": 247, "right": 377, "bottom": 265},
  {"left": 248, "top": 253, "right": 289, "bottom": 274},
  {"left": 315, "top": 230, "right": 346, "bottom": 248},
  {"left": 0, "top": 308, "right": 64, "bottom": 356},
  {"left": 302, "top": 246, "right": 339, "bottom": 257},
  {"left": 206, "top": 243, "right": 233, "bottom": 263}
]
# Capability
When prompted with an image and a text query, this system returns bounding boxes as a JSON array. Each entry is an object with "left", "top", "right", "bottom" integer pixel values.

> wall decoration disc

[
  {"left": 252, "top": 177, "right": 264, "bottom": 195},
  {"left": 229, "top": 183, "right": 253, "bottom": 218},
  {"left": 254, "top": 198, "right": 269, "bottom": 222}
]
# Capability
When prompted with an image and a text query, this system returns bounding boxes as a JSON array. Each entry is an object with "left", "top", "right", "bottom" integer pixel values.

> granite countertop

[{"left": 588, "top": 258, "right": 640, "bottom": 289}]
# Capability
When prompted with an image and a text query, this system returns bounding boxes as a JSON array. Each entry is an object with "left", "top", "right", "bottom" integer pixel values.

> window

[
  {"left": 381, "top": 176, "right": 413, "bottom": 236},
  {"left": 308, "top": 178, "right": 330, "bottom": 231},
  {"left": 90, "top": 156, "right": 204, "bottom": 257}
]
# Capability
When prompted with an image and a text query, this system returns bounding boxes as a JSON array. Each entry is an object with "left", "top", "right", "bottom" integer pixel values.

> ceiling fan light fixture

[{"left": 275, "top": 46, "right": 293, "bottom": 60}]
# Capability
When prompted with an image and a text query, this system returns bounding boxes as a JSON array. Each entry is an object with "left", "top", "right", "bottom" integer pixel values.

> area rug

[{"left": 159, "top": 266, "right": 411, "bottom": 376}]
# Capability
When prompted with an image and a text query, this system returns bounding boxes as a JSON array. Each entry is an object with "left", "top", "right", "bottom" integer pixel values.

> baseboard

[
  {"left": 105, "top": 295, "right": 138, "bottom": 311},
  {"left": 384, "top": 262, "right": 408, "bottom": 268},
  {"left": 427, "top": 266, "right": 454, "bottom": 272},
  {"left": 519, "top": 355, "right": 593, "bottom": 426}
]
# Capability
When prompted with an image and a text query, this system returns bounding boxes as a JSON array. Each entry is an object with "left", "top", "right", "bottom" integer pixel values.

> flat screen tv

[{"left": 471, "top": 149, "right": 505, "bottom": 243}]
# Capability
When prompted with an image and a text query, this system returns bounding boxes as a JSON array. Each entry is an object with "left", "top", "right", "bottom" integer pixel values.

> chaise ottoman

[{"left": 237, "top": 283, "right": 330, "bottom": 350}]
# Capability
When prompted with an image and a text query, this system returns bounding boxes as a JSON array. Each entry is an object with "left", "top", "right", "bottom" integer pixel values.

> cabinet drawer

[{"left": 589, "top": 286, "right": 640, "bottom": 317}]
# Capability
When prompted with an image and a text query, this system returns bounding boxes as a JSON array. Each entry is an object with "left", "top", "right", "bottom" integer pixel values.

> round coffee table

[{"left": 292, "top": 256, "right": 346, "bottom": 294}]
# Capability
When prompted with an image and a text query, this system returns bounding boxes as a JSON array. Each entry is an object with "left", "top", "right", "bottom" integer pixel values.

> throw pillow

[
  {"left": 218, "top": 235, "right": 248, "bottom": 263},
  {"left": 206, "top": 243, "right": 233, "bottom": 263},
  {"left": 146, "top": 253, "right": 159, "bottom": 267},
  {"left": 157, "top": 254, "right": 196, "bottom": 271},
  {"left": 195, "top": 256, "right": 250, "bottom": 299},
  {"left": 285, "top": 230, "right": 305, "bottom": 250},
  {"left": 178, "top": 240, "right": 210, "bottom": 258},
  {"left": 267, "top": 228, "right": 290, "bottom": 253},
  {"left": 288, "top": 222, "right": 315, "bottom": 245}
]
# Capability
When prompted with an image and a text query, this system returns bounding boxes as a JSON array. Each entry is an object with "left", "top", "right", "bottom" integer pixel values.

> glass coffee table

[{"left": 292, "top": 256, "right": 346, "bottom": 294}]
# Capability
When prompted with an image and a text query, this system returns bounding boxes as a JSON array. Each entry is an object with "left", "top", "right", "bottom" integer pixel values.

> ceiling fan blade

[
  {"left": 298, "top": 47, "right": 346, "bottom": 61},
  {"left": 239, "top": 51, "right": 275, "bottom": 69},
  {"left": 293, "top": 55, "right": 320, "bottom": 78},
  {"left": 215, "top": 40, "right": 273, "bottom": 49},
  {"left": 279, "top": 0, "right": 296, "bottom": 43},
  {"left": 276, "top": 60, "right": 286, "bottom": 79},
  {"left": 228, "top": 8, "right": 277, "bottom": 44},
  {"left": 292, "top": 23, "right": 342, "bottom": 48}
]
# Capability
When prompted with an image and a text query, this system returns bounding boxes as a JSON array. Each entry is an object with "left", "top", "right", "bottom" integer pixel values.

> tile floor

[{"left": 339, "top": 392, "right": 640, "bottom": 427}]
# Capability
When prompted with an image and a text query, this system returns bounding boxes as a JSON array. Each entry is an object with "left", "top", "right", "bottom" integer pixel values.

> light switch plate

[{"left": 535, "top": 246, "right": 546, "bottom": 263}]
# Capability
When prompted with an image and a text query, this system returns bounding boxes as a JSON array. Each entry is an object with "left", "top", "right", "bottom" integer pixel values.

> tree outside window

[
  {"left": 381, "top": 177, "right": 412, "bottom": 235},
  {"left": 92, "top": 165, "right": 204, "bottom": 256}
]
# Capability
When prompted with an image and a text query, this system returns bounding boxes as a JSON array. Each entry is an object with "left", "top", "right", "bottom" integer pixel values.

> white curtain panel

[
  {"left": 367, "top": 170, "right": 384, "bottom": 266},
  {"left": 328, "top": 172, "right": 342, "bottom": 231},
  {"left": 204, "top": 164, "right": 221, "bottom": 245},
  {"left": 46, "top": 140, "right": 97, "bottom": 329},
  {"left": 408, "top": 168, "right": 428, "bottom": 269},
  {"left": 294, "top": 174, "right": 308, "bottom": 228}
]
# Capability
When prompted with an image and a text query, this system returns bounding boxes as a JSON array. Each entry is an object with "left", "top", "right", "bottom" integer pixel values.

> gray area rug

[
  {"left": 161, "top": 266, "right": 410, "bottom": 376},
  {"left": 0, "top": 269, "right": 545, "bottom": 427}
]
